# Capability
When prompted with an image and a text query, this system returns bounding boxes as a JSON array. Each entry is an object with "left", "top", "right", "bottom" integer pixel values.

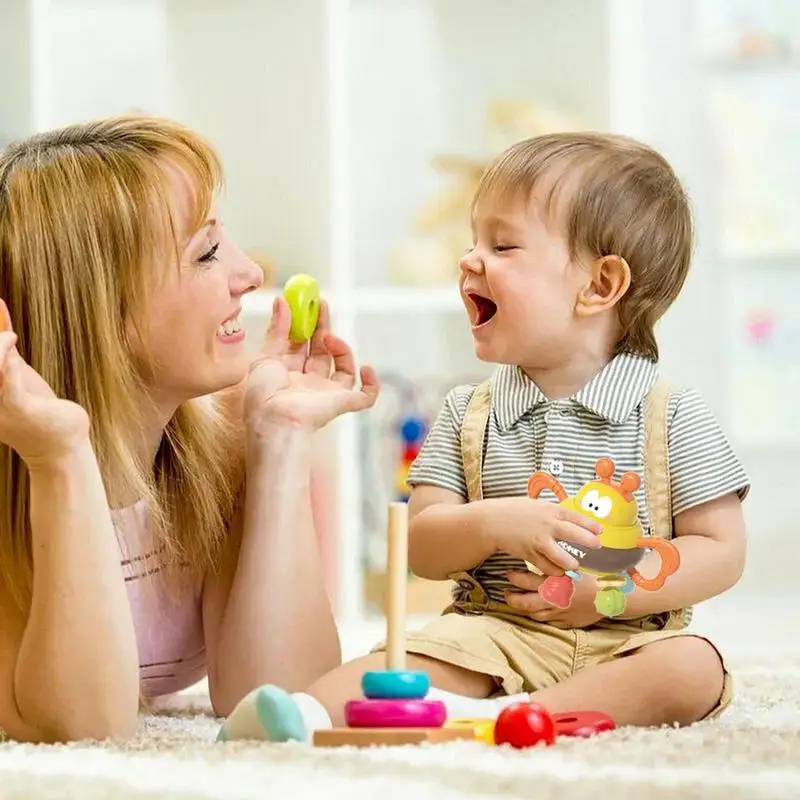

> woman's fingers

[
  {"left": 308, "top": 300, "right": 331, "bottom": 352},
  {"left": 359, "top": 365, "right": 379, "bottom": 399},
  {"left": 259, "top": 295, "right": 307, "bottom": 372},
  {"left": 260, "top": 296, "right": 292, "bottom": 358},
  {"left": 330, "top": 365, "right": 380, "bottom": 417},
  {"left": 3, "top": 347, "right": 26, "bottom": 402},
  {"left": 0, "top": 334, "right": 19, "bottom": 391},
  {"left": 322, "top": 333, "right": 357, "bottom": 388},
  {"left": 305, "top": 301, "right": 333, "bottom": 376},
  {"left": 0, "top": 299, "right": 12, "bottom": 333}
]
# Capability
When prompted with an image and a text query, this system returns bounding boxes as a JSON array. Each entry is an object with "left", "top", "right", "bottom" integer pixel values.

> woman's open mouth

[{"left": 467, "top": 292, "right": 498, "bottom": 328}]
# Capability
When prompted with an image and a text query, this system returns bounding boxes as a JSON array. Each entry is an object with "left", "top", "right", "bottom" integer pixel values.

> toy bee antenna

[{"left": 594, "top": 458, "right": 640, "bottom": 502}]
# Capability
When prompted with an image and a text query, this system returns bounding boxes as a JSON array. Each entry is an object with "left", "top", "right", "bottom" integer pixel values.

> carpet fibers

[{"left": 0, "top": 661, "right": 797, "bottom": 800}]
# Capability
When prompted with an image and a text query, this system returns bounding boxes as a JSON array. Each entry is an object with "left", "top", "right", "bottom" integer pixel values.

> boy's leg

[
  {"left": 217, "top": 613, "right": 541, "bottom": 742},
  {"left": 528, "top": 634, "right": 727, "bottom": 727}
]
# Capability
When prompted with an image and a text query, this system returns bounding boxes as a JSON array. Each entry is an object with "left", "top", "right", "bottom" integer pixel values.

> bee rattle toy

[{"left": 527, "top": 458, "right": 680, "bottom": 617}]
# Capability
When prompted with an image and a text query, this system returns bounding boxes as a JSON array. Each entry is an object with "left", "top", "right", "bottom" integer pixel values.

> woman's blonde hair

[{"left": 0, "top": 115, "right": 244, "bottom": 607}]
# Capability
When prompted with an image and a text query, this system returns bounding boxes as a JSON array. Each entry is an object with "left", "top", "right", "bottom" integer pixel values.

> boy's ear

[{"left": 575, "top": 255, "right": 631, "bottom": 316}]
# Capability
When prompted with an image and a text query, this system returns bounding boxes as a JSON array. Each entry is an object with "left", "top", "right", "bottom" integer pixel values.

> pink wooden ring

[{"left": 345, "top": 698, "right": 446, "bottom": 728}]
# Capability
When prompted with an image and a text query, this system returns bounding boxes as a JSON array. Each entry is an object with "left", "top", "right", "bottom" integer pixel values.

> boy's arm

[
  {"left": 620, "top": 491, "right": 746, "bottom": 617},
  {"left": 404, "top": 384, "right": 489, "bottom": 579},
  {"left": 623, "top": 387, "right": 749, "bottom": 616},
  {"left": 408, "top": 486, "right": 496, "bottom": 579}
]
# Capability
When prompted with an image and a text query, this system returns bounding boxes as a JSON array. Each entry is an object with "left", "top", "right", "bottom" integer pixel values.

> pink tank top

[{"left": 111, "top": 501, "right": 207, "bottom": 698}]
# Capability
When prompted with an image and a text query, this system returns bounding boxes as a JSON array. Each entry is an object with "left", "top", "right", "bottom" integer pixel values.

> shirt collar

[{"left": 491, "top": 353, "right": 659, "bottom": 431}]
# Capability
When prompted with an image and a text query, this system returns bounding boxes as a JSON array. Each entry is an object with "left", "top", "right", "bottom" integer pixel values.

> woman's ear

[{"left": 575, "top": 255, "right": 631, "bottom": 317}]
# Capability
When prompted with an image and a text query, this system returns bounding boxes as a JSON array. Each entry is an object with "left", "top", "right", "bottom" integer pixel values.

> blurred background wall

[{"left": 1, "top": 0, "right": 797, "bottom": 627}]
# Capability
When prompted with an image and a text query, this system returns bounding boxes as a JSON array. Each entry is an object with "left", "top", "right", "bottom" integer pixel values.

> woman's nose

[{"left": 231, "top": 254, "right": 265, "bottom": 297}]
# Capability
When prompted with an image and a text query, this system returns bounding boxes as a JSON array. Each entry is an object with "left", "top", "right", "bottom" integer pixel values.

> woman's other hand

[{"left": 244, "top": 295, "right": 379, "bottom": 437}]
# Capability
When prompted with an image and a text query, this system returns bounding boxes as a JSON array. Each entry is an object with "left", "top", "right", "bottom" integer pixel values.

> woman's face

[{"left": 134, "top": 165, "right": 264, "bottom": 406}]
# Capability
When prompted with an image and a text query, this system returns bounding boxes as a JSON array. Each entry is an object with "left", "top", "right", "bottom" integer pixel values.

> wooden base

[{"left": 313, "top": 727, "right": 474, "bottom": 748}]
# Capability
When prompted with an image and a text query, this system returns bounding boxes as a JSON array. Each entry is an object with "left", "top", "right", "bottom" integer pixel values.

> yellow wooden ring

[
  {"left": 445, "top": 717, "right": 495, "bottom": 744},
  {"left": 282, "top": 273, "right": 321, "bottom": 343}
]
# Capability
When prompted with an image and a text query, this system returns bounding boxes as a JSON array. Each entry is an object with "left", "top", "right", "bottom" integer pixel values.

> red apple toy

[{"left": 494, "top": 702, "right": 556, "bottom": 749}]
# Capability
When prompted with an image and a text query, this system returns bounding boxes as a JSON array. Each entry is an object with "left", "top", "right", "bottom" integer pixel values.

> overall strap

[
  {"left": 642, "top": 377, "right": 691, "bottom": 628},
  {"left": 643, "top": 378, "right": 672, "bottom": 540},
  {"left": 460, "top": 379, "right": 492, "bottom": 503},
  {"left": 444, "top": 379, "right": 494, "bottom": 591}
]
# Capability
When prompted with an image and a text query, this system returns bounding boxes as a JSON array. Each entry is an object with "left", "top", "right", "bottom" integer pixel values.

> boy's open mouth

[{"left": 467, "top": 292, "right": 498, "bottom": 327}]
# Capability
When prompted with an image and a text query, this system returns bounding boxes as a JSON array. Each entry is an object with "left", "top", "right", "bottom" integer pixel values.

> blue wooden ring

[{"left": 361, "top": 670, "right": 430, "bottom": 700}]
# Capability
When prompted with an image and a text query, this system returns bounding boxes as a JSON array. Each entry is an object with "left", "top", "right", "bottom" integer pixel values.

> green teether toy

[
  {"left": 594, "top": 586, "right": 627, "bottom": 617},
  {"left": 282, "top": 273, "right": 320, "bottom": 343}
]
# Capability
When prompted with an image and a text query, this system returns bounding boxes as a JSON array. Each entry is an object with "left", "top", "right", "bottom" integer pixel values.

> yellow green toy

[
  {"left": 527, "top": 458, "right": 680, "bottom": 617},
  {"left": 282, "top": 273, "right": 320, "bottom": 343}
]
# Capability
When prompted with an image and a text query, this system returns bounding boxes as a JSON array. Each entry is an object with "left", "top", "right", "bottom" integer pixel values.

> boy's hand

[
  {"left": 486, "top": 497, "right": 603, "bottom": 576},
  {"left": 504, "top": 570, "right": 604, "bottom": 628}
]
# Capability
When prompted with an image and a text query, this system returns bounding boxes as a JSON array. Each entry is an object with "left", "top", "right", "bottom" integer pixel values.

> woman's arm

[
  {"left": 203, "top": 423, "right": 340, "bottom": 718},
  {"left": 3, "top": 439, "right": 140, "bottom": 742}
]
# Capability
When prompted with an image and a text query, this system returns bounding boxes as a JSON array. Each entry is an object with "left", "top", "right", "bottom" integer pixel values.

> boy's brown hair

[{"left": 471, "top": 132, "right": 694, "bottom": 360}]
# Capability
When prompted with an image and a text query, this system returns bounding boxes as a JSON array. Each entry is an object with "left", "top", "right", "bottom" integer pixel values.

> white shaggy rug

[{"left": 1, "top": 597, "right": 798, "bottom": 799}]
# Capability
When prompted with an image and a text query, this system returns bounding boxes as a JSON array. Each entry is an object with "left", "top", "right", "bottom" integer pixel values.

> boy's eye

[
  {"left": 198, "top": 243, "right": 220, "bottom": 264},
  {"left": 494, "top": 245, "right": 517, "bottom": 252}
]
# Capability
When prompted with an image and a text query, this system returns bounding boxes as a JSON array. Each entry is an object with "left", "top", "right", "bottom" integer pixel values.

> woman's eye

[{"left": 198, "top": 243, "right": 220, "bottom": 264}]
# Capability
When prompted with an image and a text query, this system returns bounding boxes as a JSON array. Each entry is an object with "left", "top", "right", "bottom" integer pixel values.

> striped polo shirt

[{"left": 407, "top": 352, "right": 750, "bottom": 603}]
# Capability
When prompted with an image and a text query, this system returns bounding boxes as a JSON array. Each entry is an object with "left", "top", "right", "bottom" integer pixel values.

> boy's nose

[{"left": 459, "top": 249, "right": 485, "bottom": 274}]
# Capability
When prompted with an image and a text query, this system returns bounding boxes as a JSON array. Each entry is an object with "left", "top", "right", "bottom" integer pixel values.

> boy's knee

[{"left": 642, "top": 636, "right": 726, "bottom": 725}]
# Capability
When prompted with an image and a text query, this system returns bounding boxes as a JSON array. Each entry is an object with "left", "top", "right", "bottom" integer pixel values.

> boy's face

[{"left": 459, "top": 191, "right": 587, "bottom": 371}]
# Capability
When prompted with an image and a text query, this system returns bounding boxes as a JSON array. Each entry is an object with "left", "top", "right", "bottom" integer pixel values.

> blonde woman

[{"left": 0, "top": 116, "right": 378, "bottom": 743}]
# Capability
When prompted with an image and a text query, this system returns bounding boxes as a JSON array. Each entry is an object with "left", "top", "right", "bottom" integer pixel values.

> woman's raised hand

[
  {"left": 244, "top": 295, "right": 379, "bottom": 437},
  {"left": 0, "top": 300, "right": 90, "bottom": 467}
]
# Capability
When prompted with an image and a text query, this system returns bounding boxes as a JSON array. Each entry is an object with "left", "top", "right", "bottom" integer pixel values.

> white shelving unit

[{"left": 3, "top": 0, "right": 792, "bottom": 624}]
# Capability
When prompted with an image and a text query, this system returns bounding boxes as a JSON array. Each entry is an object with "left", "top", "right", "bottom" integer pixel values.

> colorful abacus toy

[
  {"left": 313, "top": 502, "right": 473, "bottom": 748},
  {"left": 395, "top": 414, "right": 426, "bottom": 502}
]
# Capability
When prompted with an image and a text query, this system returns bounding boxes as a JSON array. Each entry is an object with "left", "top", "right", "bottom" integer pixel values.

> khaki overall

[{"left": 374, "top": 379, "right": 732, "bottom": 720}]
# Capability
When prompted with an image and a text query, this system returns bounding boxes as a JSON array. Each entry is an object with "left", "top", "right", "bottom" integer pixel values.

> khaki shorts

[{"left": 372, "top": 608, "right": 732, "bottom": 722}]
